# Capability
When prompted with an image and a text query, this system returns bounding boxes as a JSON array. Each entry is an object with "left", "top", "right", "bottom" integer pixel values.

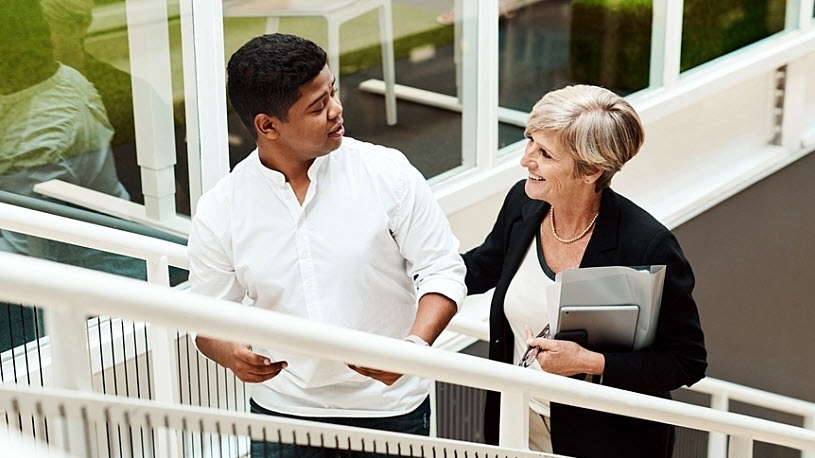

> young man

[{"left": 188, "top": 34, "right": 466, "bottom": 456}]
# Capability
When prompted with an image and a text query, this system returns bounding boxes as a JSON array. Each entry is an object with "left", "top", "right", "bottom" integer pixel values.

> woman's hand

[{"left": 525, "top": 327, "right": 605, "bottom": 377}]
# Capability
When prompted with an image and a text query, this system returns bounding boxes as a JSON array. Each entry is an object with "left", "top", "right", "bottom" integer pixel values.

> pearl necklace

[{"left": 550, "top": 208, "right": 599, "bottom": 244}]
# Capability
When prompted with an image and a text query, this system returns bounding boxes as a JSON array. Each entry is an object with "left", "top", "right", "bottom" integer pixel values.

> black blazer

[{"left": 463, "top": 180, "right": 707, "bottom": 458}]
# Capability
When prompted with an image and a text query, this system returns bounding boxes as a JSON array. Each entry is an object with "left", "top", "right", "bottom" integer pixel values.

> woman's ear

[
  {"left": 584, "top": 167, "right": 604, "bottom": 184},
  {"left": 254, "top": 113, "right": 279, "bottom": 140}
]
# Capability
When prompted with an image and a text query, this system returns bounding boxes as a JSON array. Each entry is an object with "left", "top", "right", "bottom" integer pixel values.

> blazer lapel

[
  {"left": 503, "top": 199, "right": 549, "bottom": 275},
  {"left": 580, "top": 189, "right": 620, "bottom": 267}
]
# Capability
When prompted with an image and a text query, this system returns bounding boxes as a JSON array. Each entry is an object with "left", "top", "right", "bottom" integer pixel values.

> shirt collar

[{"left": 252, "top": 149, "right": 330, "bottom": 185}]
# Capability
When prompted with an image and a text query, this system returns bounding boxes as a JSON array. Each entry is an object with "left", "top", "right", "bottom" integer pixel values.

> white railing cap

[{"left": 0, "top": 252, "right": 814, "bottom": 453}]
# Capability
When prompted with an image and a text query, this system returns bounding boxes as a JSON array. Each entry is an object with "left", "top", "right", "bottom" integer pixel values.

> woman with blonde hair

[{"left": 464, "top": 85, "right": 707, "bottom": 457}]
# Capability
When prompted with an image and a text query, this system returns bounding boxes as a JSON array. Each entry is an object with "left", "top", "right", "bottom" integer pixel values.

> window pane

[
  {"left": 681, "top": 0, "right": 786, "bottom": 72},
  {"left": 1, "top": 1, "right": 189, "bottom": 348},
  {"left": 222, "top": 1, "right": 466, "bottom": 180},
  {"left": 498, "top": 0, "right": 653, "bottom": 149}
]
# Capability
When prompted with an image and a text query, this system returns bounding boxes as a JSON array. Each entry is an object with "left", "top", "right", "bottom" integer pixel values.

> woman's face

[{"left": 521, "top": 130, "right": 586, "bottom": 203}]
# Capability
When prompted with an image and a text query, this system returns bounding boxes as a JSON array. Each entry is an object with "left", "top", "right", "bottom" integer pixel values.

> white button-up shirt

[{"left": 188, "top": 137, "right": 466, "bottom": 417}]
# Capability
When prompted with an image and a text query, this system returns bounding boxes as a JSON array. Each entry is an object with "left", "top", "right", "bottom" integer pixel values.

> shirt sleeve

[
  {"left": 389, "top": 160, "right": 467, "bottom": 310},
  {"left": 187, "top": 200, "right": 246, "bottom": 354},
  {"left": 188, "top": 209, "right": 245, "bottom": 303}
]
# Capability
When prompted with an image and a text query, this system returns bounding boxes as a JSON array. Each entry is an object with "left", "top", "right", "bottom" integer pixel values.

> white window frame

[{"left": 22, "top": 0, "right": 815, "bottom": 237}]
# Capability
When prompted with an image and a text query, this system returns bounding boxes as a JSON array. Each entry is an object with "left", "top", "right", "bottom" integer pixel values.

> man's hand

[
  {"left": 196, "top": 337, "right": 287, "bottom": 383},
  {"left": 525, "top": 327, "right": 605, "bottom": 377},
  {"left": 347, "top": 364, "right": 403, "bottom": 386}
]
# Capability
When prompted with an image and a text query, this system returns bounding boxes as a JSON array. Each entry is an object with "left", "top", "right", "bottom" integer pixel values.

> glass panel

[
  {"left": 681, "top": 0, "right": 787, "bottom": 72},
  {"left": 1, "top": 1, "right": 189, "bottom": 348},
  {"left": 498, "top": 0, "right": 654, "bottom": 149},
  {"left": 221, "top": 1, "right": 466, "bottom": 179}
]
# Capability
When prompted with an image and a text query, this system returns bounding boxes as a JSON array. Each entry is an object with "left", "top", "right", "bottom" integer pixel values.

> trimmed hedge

[{"left": 569, "top": 0, "right": 785, "bottom": 92}]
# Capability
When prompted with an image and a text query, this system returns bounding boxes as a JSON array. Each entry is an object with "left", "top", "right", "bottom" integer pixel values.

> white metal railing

[
  {"left": 4, "top": 201, "right": 815, "bottom": 456},
  {"left": 0, "top": 201, "right": 206, "bottom": 434},
  {"left": 2, "top": 384, "right": 551, "bottom": 458},
  {"left": 449, "top": 312, "right": 815, "bottom": 458},
  {"left": 2, "top": 253, "right": 815, "bottom": 457}
]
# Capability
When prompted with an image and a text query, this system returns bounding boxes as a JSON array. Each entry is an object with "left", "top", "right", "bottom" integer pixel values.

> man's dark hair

[{"left": 227, "top": 33, "right": 327, "bottom": 138}]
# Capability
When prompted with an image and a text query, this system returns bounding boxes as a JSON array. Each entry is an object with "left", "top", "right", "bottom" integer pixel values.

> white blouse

[{"left": 504, "top": 234, "right": 560, "bottom": 416}]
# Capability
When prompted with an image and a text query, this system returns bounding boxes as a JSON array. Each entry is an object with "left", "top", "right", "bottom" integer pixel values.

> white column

[
  {"left": 126, "top": 0, "right": 178, "bottom": 221},
  {"left": 460, "top": 0, "right": 499, "bottom": 170},
  {"left": 146, "top": 256, "right": 180, "bottom": 458},
  {"left": 804, "top": 415, "right": 815, "bottom": 458},
  {"left": 786, "top": 0, "right": 814, "bottom": 31},
  {"left": 378, "top": 1, "right": 397, "bottom": 125},
  {"left": 46, "top": 308, "right": 94, "bottom": 458},
  {"left": 498, "top": 390, "right": 529, "bottom": 449},
  {"left": 708, "top": 393, "right": 729, "bottom": 458},
  {"left": 649, "top": 0, "right": 684, "bottom": 89},
  {"left": 728, "top": 435, "right": 754, "bottom": 458},
  {"left": 181, "top": 0, "right": 230, "bottom": 213},
  {"left": 801, "top": 0, "right": 815, "bottom": 30}
]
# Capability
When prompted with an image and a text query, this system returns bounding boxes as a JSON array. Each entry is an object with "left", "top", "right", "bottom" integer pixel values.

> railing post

[
  {"left": 708, "top": 393, "right": 729, "bottom": 458},
  {"left": 498, "top": 390, "right": 529, "bottom": 449},
  {"left": 728, "top": 435, "right": 754, "bottom": 458},
  {"left": 146, "top": 256, "right": 179, "bottom": 458},
  {"left": 429, "top": 380, "right": 438, "bottom": 437},
  {"left": 45, "top": 307, "right": 94, "bottom": 457},
  {"left": 803, "top": 415, "right": 815, "bottom": 458}
]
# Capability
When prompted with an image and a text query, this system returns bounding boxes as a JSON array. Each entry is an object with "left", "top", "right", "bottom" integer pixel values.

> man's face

[{"left": 274, "top": 65, "right": 344, "bottom": 161}]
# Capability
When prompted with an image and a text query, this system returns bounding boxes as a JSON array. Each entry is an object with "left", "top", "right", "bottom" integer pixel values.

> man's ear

[{"left": 254, "top": 113, "right": 279, "bottom": 140}]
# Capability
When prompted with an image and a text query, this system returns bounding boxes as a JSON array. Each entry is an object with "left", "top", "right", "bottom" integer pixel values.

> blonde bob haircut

[{"left": 525, "top": 85, "right": 644, "bottom": 193}]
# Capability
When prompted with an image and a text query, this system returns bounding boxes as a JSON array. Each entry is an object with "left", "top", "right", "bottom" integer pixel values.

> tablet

[{"left": 557, "top": 304, "right": 639, "bottom": 350}]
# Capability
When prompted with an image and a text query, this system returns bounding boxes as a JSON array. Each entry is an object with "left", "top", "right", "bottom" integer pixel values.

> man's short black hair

[{"left": 227, "top": 33, "right": 327, "bottom": 138}]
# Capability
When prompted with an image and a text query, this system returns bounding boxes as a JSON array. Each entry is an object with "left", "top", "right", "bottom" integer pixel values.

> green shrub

[{"left": 569, "top": 0, "right": 785, "bottom": 92}]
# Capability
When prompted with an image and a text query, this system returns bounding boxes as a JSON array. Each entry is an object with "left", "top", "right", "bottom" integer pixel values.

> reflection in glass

[
  {"left": 0, "top": 0, "right": 129, "bottom": 256},
  {"left": 681, "top": 0, "right": 786, "bottom": 71},
  {"left": 0, "top": 1, "right": 181, "bottom": 350},
  {"left": 498, "top": 0, "right": 653, "bottom": 148}
]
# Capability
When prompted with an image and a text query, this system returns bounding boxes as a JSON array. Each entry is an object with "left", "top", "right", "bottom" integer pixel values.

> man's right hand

[{"left": 196, "top": 337, "right": 287, "bottom": 383}]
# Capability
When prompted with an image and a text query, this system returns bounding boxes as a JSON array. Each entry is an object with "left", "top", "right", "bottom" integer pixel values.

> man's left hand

[{"left": 347, "top": 364, "right": 403, "bottom": 386}]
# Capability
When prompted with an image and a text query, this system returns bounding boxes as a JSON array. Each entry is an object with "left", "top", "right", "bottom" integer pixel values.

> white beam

[
  {"left": 650, "top": 0, "right": 684, "bottom": 89},
  {"left": 184, "top": 0, "right": 230, "bottom": 208},
  {"left": 125, "top": 0, "right": 178, "bottom": 221}
]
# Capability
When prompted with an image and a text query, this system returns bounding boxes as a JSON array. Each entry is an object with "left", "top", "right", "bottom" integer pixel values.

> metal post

[
  {"left": 146, "top": 256, "right": 179, "bottom": 458},
  {"left": 728, "top": 435, "right": 754, "bottom": 458},
  {"left": 429, "top": 380, "right": 438, "bottom": 437},
  {"left": 803, "top": 415, "right": 815, "bottom": 458},
  {"left": 708, "top": 393, "right": 729, "bottom": 458},
  {"left": 498, "top": 390, "right": 529, "bottom": 449},
  {"left": 45, "top": 307, "right": 94, "bottom": 457}
]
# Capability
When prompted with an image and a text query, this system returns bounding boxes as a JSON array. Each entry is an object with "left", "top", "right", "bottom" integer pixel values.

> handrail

[
  {"left": 449, "top": 309, "right": 815, "bottom": 425},
  {"left": 3, "top": 200, "right": 813, "bottom": 446},
  {"left": 693, "top": 377, "right": 815, "bottom": 417},
  {"left": 1, "top": 252, "right": 814, "bottom": 454},
  {"left": 0, "top": 191, "right": 187, "bottom": 245},
  {"left": 0, "top": 201, "right": 188, "bottom": 269}
]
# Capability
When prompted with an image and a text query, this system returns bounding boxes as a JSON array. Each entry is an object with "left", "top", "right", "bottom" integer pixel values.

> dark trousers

[{"left": 250, "top": 397, "right": 431, "bottom": 458}]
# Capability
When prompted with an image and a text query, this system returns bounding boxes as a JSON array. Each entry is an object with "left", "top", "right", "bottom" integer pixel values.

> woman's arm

[{"left": 601, "top": 230, "right": 708, "bottom": 392}]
